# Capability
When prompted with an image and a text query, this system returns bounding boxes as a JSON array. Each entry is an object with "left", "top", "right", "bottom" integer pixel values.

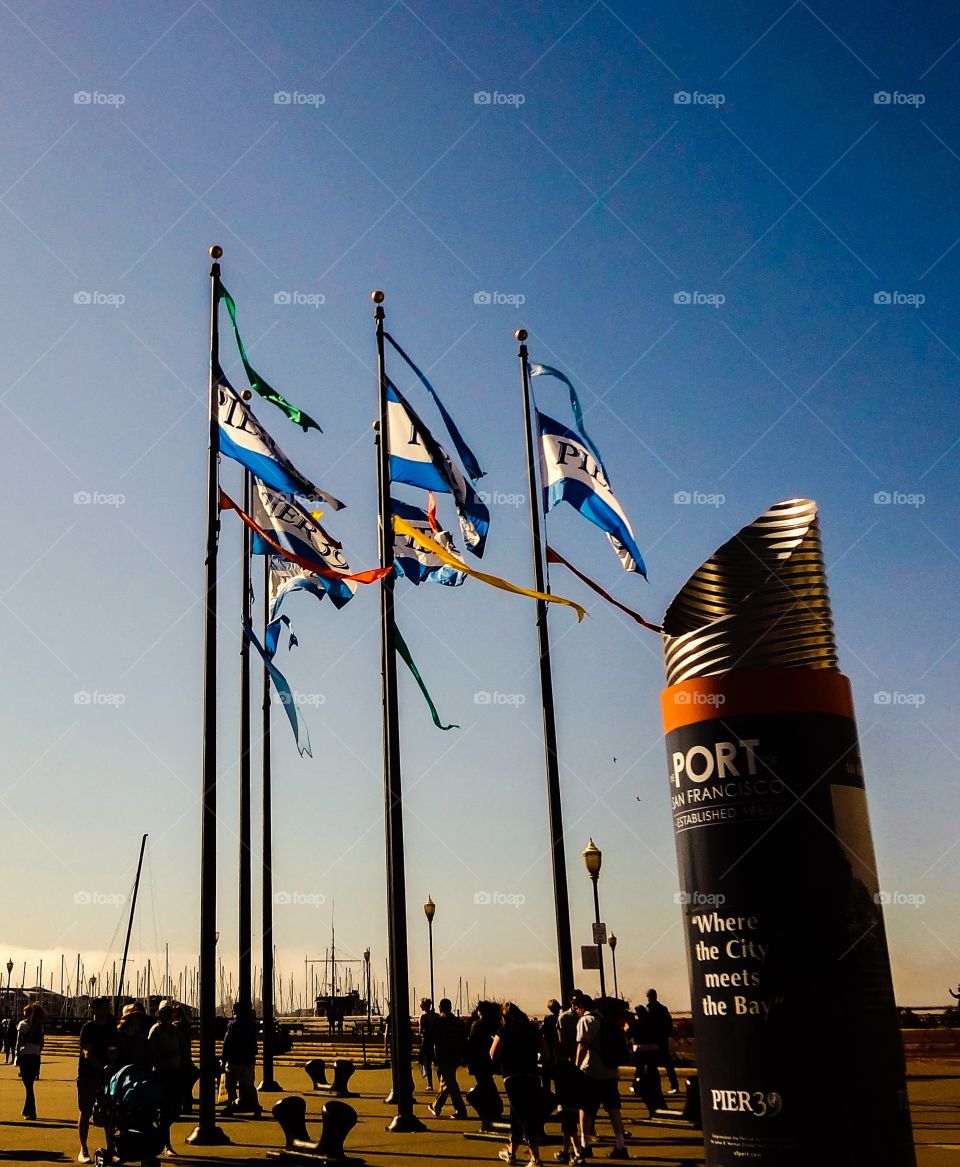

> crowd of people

[
  {"left": 2, "top": 986, "right": 681, "bottom": 1166},
  {"left": 4, "top": 995, "right": 262, "bottom": 1163},
  {"left": 416, "top": 987, "right": 681, "bottom": 1166}
]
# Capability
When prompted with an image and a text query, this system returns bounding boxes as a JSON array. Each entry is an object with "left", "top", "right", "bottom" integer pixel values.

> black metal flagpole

[
  {"left": 188, "top": 246, "right": 229, "bottom": 1146},
  {"left": 516, "top": 328, "right": 575, "bottom": 1003},
  {"left": 373, "top": 290, "right": 426, "bottom": 1132},
  {"left": 258, "top": 550, "right": 281, "bottom": 1091},
  {"left": 238, "top": 469, "right": 252, "bottom": 1009}
]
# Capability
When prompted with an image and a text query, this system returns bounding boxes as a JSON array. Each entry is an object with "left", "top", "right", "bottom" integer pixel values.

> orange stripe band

[{"left": 661, "top": 669, "right": 854, "bottom": 734}]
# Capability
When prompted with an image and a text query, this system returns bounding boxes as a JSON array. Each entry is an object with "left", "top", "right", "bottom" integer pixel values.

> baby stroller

[{"left": 94, "top": 1064, "right": 166, "bottom": 1167}]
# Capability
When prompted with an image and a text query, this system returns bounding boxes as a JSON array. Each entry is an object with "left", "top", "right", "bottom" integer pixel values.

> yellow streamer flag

[{"left": 393, "top": 515, "right": 586, "bottom": 622}]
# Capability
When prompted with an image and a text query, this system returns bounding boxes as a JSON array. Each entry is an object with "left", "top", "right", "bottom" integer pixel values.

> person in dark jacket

[
  {"left": 429, "top": 998, "right": 468, "bottom": 1118},
  {"left": 221, "top": 1001, "right": 261, "bottom": 1116},
  {"left": 490, "top": 1003, "right": 548, "bottom": 1167}
]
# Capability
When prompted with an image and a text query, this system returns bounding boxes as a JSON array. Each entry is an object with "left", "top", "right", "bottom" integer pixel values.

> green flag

[
  {"left": 220, "top": 284, "right": 321, "bottom": 432},
  {"left": 396, "top": 628, "right": 459, "bottom": 731}
]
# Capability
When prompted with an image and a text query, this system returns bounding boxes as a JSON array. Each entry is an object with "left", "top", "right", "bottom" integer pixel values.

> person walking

[
  {"left": 220, "top": 1002, "right": 261, "bottom": 1117},
  {"left": 644, "top": 990, "right": 679, "bottom": 1094},
  {"left": 628, "top": 1005, "right": 664, "bottom": 1117},
  {"left": 173, "top": 1004, "right": 198, "bottom": 1115},
  {"left": 3, "top": 1016, "right": 16, "bottom": 1063},
  {"left": 490, "top": 1002, "right": 548, "bottom": 1167},
  {"left": 14, "top": 1002, "right": 45, "bottom": 1120},
  {"left": 77, "top": 997, "right": 117, "bottom": 1164},
  {"left": 148, "top": 999, "right": 181, "bottom": 1156},
  {"left": 429, "top": 998, "right": 468, "bottom": 1118},
  {"left": 466, "top": 1000, "right": 504, "bottom": 1130},
  {"left": 573, "top": 993, "right": 629, "bottom": 1160},
  {"left": 417, "top": 997, "right": 436, "bottom": 1090},
  {"left": 116, "top": 1002, "right": 149, "bottom": 1069}
]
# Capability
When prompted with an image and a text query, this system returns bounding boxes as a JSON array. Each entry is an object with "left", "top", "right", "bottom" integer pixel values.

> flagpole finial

[
  {"left": 371, "top": 290, "right": 385, "bottom": 303},
  {"left": 209, "top": 245, "right": 223, "bottom": 259},
  {"left": 515, "top": 329, "right": 528, "bottom": 342}
]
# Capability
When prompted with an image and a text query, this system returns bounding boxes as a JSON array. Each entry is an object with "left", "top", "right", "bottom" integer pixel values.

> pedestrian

[
  {"left": 572, "top": 993, "right": 629, "bottom": 1160},
  {"left": 221, "top": 1001, "right": 262, "bottom": 1117},
  {"left": 116, "top": 1002, "right": 150, "bottom": 1069},
  {"left": 3, "top": 1016, "right": 16, "bottom": 1064},
  {"left": 547, "top": 997, "right": 587, "bottom": 1165},
  {"left": 644, "top": 990, "right": 679, "bottom": 1094},
  {"left": 14, "top": 1002, "right": 45, "bottom": 1121},
  {"left": 541, "top": 1000, "right": 562, "bottom": 1065},
  {"left": 490, "top": 1002, "right": 548, "bottom": 1167},
  {"left": 77, "top": 996, "right": 117, "bottom": 1164},
  {"left": 466, "top": 1000, "right": 504, "bottom": 1130},
  {"left": 173, "top": 1004, "right": 198, "bottom": 1115},
  {"left": 628, "top": 1005, "right": 663, "bottom": 1117},
  {"left": 428, "top": 998, "right": 468, "bottom": 1118},
  {"left": 148, "top": 999, "right": 181, "bottom": 1156},
  {"left": 417, "top": 997, "right": 436, "bottom": 1090}
]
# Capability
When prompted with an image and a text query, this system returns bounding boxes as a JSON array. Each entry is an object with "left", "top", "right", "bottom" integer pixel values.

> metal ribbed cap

[{"left": 662, "top": 499, "right": 839, "bottom": 686}]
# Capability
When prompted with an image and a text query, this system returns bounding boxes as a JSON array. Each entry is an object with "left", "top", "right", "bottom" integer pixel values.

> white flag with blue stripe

[
  {"left": 386, "top": 381, "right": 489, "bottom": 556},
  {"left": 538, "top": 411, "right": 646, "bottom": 577},
  {"left": 217, "top": 368, "right": 344, "bottom": 510}
]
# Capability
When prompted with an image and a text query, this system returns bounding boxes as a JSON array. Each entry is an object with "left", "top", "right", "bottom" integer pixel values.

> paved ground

[{"left": 0, "top": 1051, "right": 956, "bottom": 1165}]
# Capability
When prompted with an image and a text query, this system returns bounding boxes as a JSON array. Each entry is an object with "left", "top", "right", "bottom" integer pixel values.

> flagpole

[
  {"left": 516, "top": 328, "right": 575, "bottom": 1002},
  {"left": 238, "top": 468, "right": 252, "bottom": 1009},
  {"left": 373, "top": 290, "right": 426, "bottom": 1132},
  {"left": 258, "top": 550, "right": 281, "bottom": 1091},
  {"left": 188, "top": 246, "right": 229, "bottom": 1146}
]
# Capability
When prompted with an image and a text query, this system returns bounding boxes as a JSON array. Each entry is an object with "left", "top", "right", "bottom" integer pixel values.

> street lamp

[
  {"left": 423, "top": 896, "right": 436, "bottom": 1005},
  {"left": 608, "top": 933, "right": 619, "bottom": 999},
  {"left": 5, "top": 959, "right": 13, "bottom": 1016},
  {"left": 582, "top": 840, "right": 607, "bottom": 998},
  {"left": 363, "top": 948, "right": 372, "bottom": 1027}
]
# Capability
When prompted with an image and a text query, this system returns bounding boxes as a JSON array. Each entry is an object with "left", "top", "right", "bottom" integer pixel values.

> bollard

[
  {"left": 305, "top": 1059, "right": 328, "bottom": 1089},
  {"left": 270, "top": 1095, "right": 363, "bottom": 1163},
  {"left": 660, "top": 499, "right": 915, "bottom": 1167}
]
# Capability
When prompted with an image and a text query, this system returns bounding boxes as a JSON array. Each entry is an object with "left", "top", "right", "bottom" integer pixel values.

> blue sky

[{"left": 0, "top": 0, "right": 958, "bottom": 1014}]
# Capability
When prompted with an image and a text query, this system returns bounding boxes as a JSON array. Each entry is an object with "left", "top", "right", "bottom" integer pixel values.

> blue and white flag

[
  {"left": 530, "top": 363, "right": 605, "bottom": 469},
  {"left": 217, "top": 368, "right": 344, "bottom": 510},
  {"left": 244, "top": 622, "right": 312, "bottom": 757},
  {"left": 252, "top": 480, "right": 357, "bottom": 609},
  {"left": 392, "top": 499, "right": 466, "bottom": 587},
  {"left": 538, "top": 411, "right": 646, "bottom": 577},
  {"left": 386, "top": 380, "right": 489, "bottom": 557}
]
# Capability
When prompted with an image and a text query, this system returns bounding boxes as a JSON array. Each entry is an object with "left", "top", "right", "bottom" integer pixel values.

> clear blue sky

[{"left": 1, "top": 0, "right": 958, "bottom": 1013}]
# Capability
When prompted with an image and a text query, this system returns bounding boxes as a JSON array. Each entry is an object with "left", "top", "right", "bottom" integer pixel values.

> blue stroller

[{"left": 94, "top": 1064, "right": 166, "bottom": 1167}]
